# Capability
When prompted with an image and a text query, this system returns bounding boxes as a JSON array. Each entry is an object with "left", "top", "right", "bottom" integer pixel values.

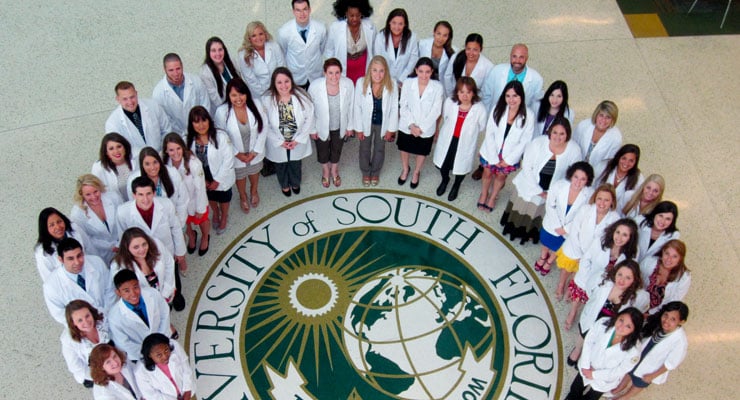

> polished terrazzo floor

[{"left": 1, "top": 1, "right": 738, "bottom": 398}]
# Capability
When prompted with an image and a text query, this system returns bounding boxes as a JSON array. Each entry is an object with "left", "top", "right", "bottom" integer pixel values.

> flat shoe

[
  {"left": 250, "top": 193, "right": 260, "bottom": 208},
  {"left": 322, "top": 177, "right": 330, "bottom": 188},
  {"left": 333, "top": 176, "right": 341, "bottom": 187},
  {"left": 240, "top": 200, "right": 250, "bottom": 214},
  {"left": 370, "top": 177, "right": 379, "bottom": 186},
  {"left": 362, "top": 176, "right": 371, "bottom": 187}
]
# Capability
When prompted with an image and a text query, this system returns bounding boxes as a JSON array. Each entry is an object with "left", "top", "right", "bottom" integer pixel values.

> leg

[
  {"left": 399, "top": 151, "right": 410, "bottom": 182},
  {"left": 186, "top": 222, "right": 196, "bottom": 253},
  {"left": 447, "top": 174, "right": 465, "bottom": 201},
  {"left": 534, "top": 246, "right": 550, "bottom": 271},
  {"left": 411, "top": 154, "right": 425, "bottom": 186},
  {"left": 358, "top": 131, "right": 372, "bottom": 178},
  {"left": 275, "top": 162, "right": 290, "bottom": 192},
  {"left": 478, "top": 167, "right": 494, "bottom": 209},
  {"left": 288, "top": 160, "right": 302, "bottom": 190},
  {"left": 565, "top": 373, "right": 586, "bottom": 400},
  {"left": 320, "top": 162, "right": 331, "bottom": 187},
  {"left": 487, "top": 173, "right": 507, "bottom": 208},
  {"left": 437, "top": 167, "right": 450, "bottom": 196},
  {"left": 616, "top": 385, "right": 644, "bottom": 399},
  {"left": 198, "top": 217, "right": 211, "bottom": 254},
  {"left": 236, "top": 177, "right": 249, "bottom": 213},
  {"left": 569, "top": 334, "right": 585, "bottom": 362},
  {"left": 248, "top": 173, "right": 260, "bottom": 207},
  {"left": 370, "top": 126, "right": 386, "bottom": 178},
  {"left": 611, "top": 374, "right": 633, "bottom": 399},
  {"left": 209, "top": 200, "right": 221, "bottom": 227},
  {"left": 565, "top": 300, "right": 583, "bottom": 331},
  {"left": 219, "top": 201, "right": 230, "bottom": 231},
  {"left": 556, "top": 270, "right": 572, "bottom": 300}
]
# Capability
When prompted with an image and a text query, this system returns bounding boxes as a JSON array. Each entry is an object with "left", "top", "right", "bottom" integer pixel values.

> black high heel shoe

[
  {"left": 398, "top": 167, "right": 410, "bottom": 185},
  {"left": 410, "top": 171, "right": 421, "bottom": 189},
  {"left": 198, "top": 234, "right": 210, "bottom": 256}
]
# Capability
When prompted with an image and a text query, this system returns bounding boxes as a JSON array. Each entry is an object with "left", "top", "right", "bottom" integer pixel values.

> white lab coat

[
  {"left": 43, "top": 255, "right": 115, "bottom": 325},
  {"left": 308, "top": 76, "right": 355, "bottom": 140},
  {"left": 105, "top": 99, "right": 172, "bottom": 154},
  {"left": 107, "top": 286, "right": 171, "bottom": 361},
  {"left": 135, "top": 339, "right": 195, "bottom": 400},
  {"left": 237, "top": 41, "right": 285, "bottom": 98},
  {"left": 92, "top": 362, "right": 142, "bottom": 400},
  {"left": 91, "top": 160, "right": 132, "bottom": 204},
  {"left": 262, "top": 93, "right": 315, "bottom": 162},
  {"left": 635, "top": 215, "right": 681, "bottom": 263},
  {"left": 398, "top": 77, "right": 444, "bottom": 138},
  {"left": 60, "top": 319, "right": 111, "bottom": 384},
  {"left": 417, "top": 37, "right": 456, "bottom": 92},
  {"left": 325, "top": 19, "right": 376, "bottom": 77},
  {"left": 126, "top": 165, "right": 189, "bottom": 226},
  {"left": 278, "top": 18, "right": 327, "bottom": 85},
  {"left": 572, "top": 119, "right": 623, "bottom": 180},
  {"left": 443, "top": 52, "right": 494, "bottom": 98},
  {"left": 632, "top": 327, "right": 688, "bottom": 385},
  {"left": 540, "top": 179, "right": 594, "bottom": 238},
  {"left": 152, "top": 72, "right": 211, "bottom": 135},
  {"left": 579, "top": 281, "right": 649, "bottom": 333},
  {"left": 600, "top": 170, "right": 645, "bottom": 215},
  {"left": 531, "top": 101, "right": 575, "bottom": 137},
  {"left": 352, "top": 77, "right": 398, "bottom": 136},
  {"left": 373, "top": 30, "right": 419, "bottom": 84},
  {"left": 116, "top": 197, "right": 186, "bottom": 257},
  {"left": 560, "top": 205, "right": 620, "bottom": 260},
  {"left": 480, "top": 63, "right": 544, "bottom": 112},
  {"left": 479, "top": 106, "right": 535, "bottom": 166},
  {"left": 190, "top": 130, "right": 236, "bottom": 191},
  {"left": 578, "top": 317, "right": 642, "bottom": 393},
  {"left": 199, "top": 61, "right": 240, "bottom": 115},
  {"left": 640, "top": 256, "right": 691, "bottom": 315},
  {"left": 167, "top": 155, "right": 208, "bottom": 216},
  {"left": 214, "top": 103, "right": 267, "bottom": 168},
  {"left": 70, "top": 192, "right": 122, "bottom": 264},
  {"left": 573, "top": 240, "right": 630, "bottom": 290},
  {"left": 432, "top": 99, "right": 488, "bottom": 174},
  {"left": 512, "top": 136, "right": 584, "bottom": 202},
  {"left": 35, "top": 227, "right": 90, "bottom": 283},
  {"left": 110, "top": 241, "right": 175, "bottom": 302}
]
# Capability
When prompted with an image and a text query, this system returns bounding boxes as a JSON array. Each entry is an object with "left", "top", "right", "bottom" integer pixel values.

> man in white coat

[
  {"left": 152, "top": 53, "right": 211, "bottom": 134},
  {"left": 277, "top": 0, "right": 326, "bottom": 89},
  {"left": 480, "top": 43, "right": 544, "bottom": 112},
  {"left": 108, "top": 269, "right": 171, "bottom": 361},
  {"left": 105, "top": 81, "right": 172, "bottom": 154},
  {"left": 43, "top": 238, "right": 115, "bottom": 325}
]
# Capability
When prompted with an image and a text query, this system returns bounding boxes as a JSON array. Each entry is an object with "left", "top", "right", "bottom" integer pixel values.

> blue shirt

[{"left": 508, "top": 66, "right": 528, "bottom": 83}]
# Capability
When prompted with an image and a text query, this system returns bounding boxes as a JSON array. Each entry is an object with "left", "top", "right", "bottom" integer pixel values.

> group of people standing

[{"left": 31, "top": 0, "right": 692, "bottom": 398}]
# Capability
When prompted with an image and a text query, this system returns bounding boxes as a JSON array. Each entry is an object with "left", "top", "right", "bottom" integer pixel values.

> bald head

[{"left": 510, "top": 44, "right": 529, "bottom": 74}]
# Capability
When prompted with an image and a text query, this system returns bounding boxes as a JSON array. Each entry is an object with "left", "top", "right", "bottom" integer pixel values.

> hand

[
  {"left": 206, "top": 181, "right": 220, "bottom": 191},
  {"left": 194, "top": 212, "right": 204, "bottom": 219},
  {"left": 175, "top": 256, "right": 187, "bottom": 272},
  {"left": 410, "top": 124, "right": 423, "bottom": 137},
  {"left": 111, "top": 246, "right": 119, "bottom": 253},
  {"left": 538, "top": 191, "right": 548, "bottom": 199},
  {"left": 345, "top": 130, "right": 353, "bottom": 138},
  {"left": 555, "top": 227, "right": 567, "bottom": 236},
  {"left": 357, "top": 132, "right": 366, "bottom": 141},
  {"left": 581, "top": 368, "right": 593, "bottom": 380},
  {"left": 310, "top": 133, "right": 319, "bottom": 140},
  {"left": 384, "top": 131, "right": 396, "bottom": 142},
  {"left": 281, "top": 141, "right": 292, "bottom": 149}
]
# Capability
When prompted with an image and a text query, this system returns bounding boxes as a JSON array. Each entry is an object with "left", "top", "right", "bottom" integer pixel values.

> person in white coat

[
  {"left": 106, "top": 81, "right": 172, "bottom": 154},
  {"left": 152, "top": 53, "right": 211, "bottom": 135},
  {"left": 640, "top": 239, "right": 691, "bottom": 315},
  {"left": 566, "top": 309, "right": 644, "bottom": 400},
  {"left": 572, "top": 100, "right": 622, "bottom": 180},
  {"left": 480, "top": 43, "right": 544, "bottom": 112},
  {"left": 432, "top": 77, "right": 487, "bottom": 201},
  {"left": 277, "top": 0, "right": 327, "bottom": 88},
  {"left": 532, "top": 80, "right": 575, "bottom": 137},
  {"left": 127, "top": 147, "right": 189, "bottom": 226},
  {"left": 443, "top": 33, "right": 493, "bottom": 98},
  {"left": 162, "top": 133, "right": 210, "bottom": 256},
  {"left": 325, "top": 0, "right": 376, "bottom": 83},
  {"left": 35, "top": 207, "right": 90, "bottom": 283},
  {"left": 635, "top": 201, "right": 680, "bottom": 262},
  {"left": 418, "top": 21, "right": 456, "bottom": 93},
  {"left": 597, "top": 144, "right": 645, "bottom": 212},
  {"left": 136, "top": 333, "right": 195, "bottom": 400},
  {"left": 612, "top": 301, "right": 689, "bottom": 399},
  {"left": 92, "top": 133, "right": 136, "bottom": 203},
  {"left": 373, "top": 8, "right": 419, "bottom": 87},
  {"left": 352, "top": 55, "right": 398, "bottom": 186},
  {"left": 396, "top": 57, "right": 444, "bottom": 189},
  {"left": 621, "top": 174, "right": 665, "bottom": 219},
  {"left": 108, "top": 269, "right": 171, "bottom": 362},
  {"left": 237, "top": 21, "right": 285, "bottom": 98},
  {"left": 199, "top": 37, "right": 240, "bottom": 115},
  {"left": 262, "top": 67, "right": 315, "bottom": 196},
  {"left": 89, "top": 343, "right": 143, "bottom": 400},
  {"left": 186, "top": 106, "right": 236, "bottom": 235},
  {"left": 61, "top": 300, "right": 112, "bottom": 387},
  {"left": 43, "top": 238, "right": 115, "bottom": 325},
  {"left": 70, "top": 174, "right": 121, "bottom": 264},
  {"left": 214, "top": 77, "right": 267, "bottom": 214},
  {"left": 308, "top": 58, "right": 354, "bottom": 188},
  {"left": 478, "top": 80, "right": 534, "bottom": 213}
]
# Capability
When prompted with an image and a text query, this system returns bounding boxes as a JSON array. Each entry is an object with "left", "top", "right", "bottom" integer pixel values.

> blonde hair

[
  {"left": 240, "top": 21, "right": 273, "bottom": 67},
  {"left": 362, "top": 55, "right": 394, "bottom": 94},
  {"left": 590, "top": 100, "right": 619, "bottom": 127},
  {"left": 74, "top": 174, "right": 106, "bottom": 213},
  {"left": 622, "top": 174, "right": 665, "bottom": 216}
]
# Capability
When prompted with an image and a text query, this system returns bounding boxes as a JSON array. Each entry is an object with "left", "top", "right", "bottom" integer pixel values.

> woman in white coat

[
  {"left": 478, "top": 80, "right": 534, "bottom": 212},
  {"left": 263, "top": 67, "right": 315, "bottom": 196},
  {"left": 237, "top": 21, "right": 285, "bottom": 98},
  {"left": 70, "top": 174, "right": 121, "bottom": 264},
  {"left": 572, "top": 100, "right": 622, "bottom": 179},
  {"left": 432, "top": 76, "right": 487, "bottom": 201},
  {"left": 640, "top": 239, "right": 691, "bottom": 315},
  {"left": 373, "top": 8, "right": 419, "bottom": 87},
  {"left": 200, "top": 36, "right": 240, "bottom": 114},
  {"left": 418, "top": 21, "right": 456, "bottom": 93},
  {"left": 325, "top": 0, "right": 376, "bottom": 83},
  {"left": 566, "top": 309, "right": 644, "bottom": 400},
  {"left": 61, "top": 300, "right": 112, "bottom": 388},
  {"left": 622, "top": 174, "right": 665, "bottom": 219},
  {"left": 636, "top": 201, "right": 680, "bottom": 262},
  {"left": 127, "top": 147, "right": 189, "bottom": 227},
  {"left": 353, "top": 55, "right": 398, "bottom": 186},
  {"left": 35, "top": 207, "right": 90, "bottom": 283},
  {"left": 136, "top": 333, "right": 195, "bottom": 400},
  {"left": 532, "top": 80, "right": 575, "bottom": 137},
  {"left": 612, "top": 302, "right": 689, "bottom": 399},
  {"left": 444, "top": 33, "right": 493, "bottom": 98},
  {"left": 597, "top": 144, "right": 645, "bottom": 212},
  {"left": 186, "top": 106, "right": 235, "bottom": 235},
  {"left": 214, "top": 77, "right": 267, "bottom": 214},
  {"left": 308, "top": 58, "right": 354, "bottom": 188},
  {"left": 90, "top": 344, "right": 142, "bottom": 400},
  {"left": 92, "top": 133, "right": 135, "bottom": 203},
  {"left": 111, "top": 228, "right": 175, "bottom": 306}
]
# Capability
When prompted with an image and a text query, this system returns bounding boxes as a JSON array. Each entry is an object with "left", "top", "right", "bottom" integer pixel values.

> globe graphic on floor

[{"left": 343, "top": 266, "right": 495, "bottom": 399}]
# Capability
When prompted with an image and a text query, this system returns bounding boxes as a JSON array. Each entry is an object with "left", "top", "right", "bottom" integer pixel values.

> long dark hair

[
  {"left": 268, "top": 67, "right": 309, "bottom": 108},
  {"left": 225, "top": 77, "right": 264, "bottom": 133},
  {"left": 537, "top": 80, "right": 570, "bottom": 122},
  {"left": 138, "top": 147, "right": 175, "bottom": 198},
  {"left": 601, "top": 218, "right": 639, "bottom": 260},
  {"left": 203, "top": 36, "right": 238, "bottom": 100},
  {"left": 408, "top": 57, "right": 439, "bottom": 80},
  {"left": 493, "top": 80, "right": 527, "bottom": 126},
  {"left": 382, "top": 8, "right": 412, "bottom": 54},
  {"left": 99, "top": 132, "right": 133, "bottom": 173},
  {"left": 115, "top": 227, "right": 161, "bottom": 273},
  {"left": 598, "top": 144, "right": 641, "bottom": 190},
  {"left": 601, "top": 259, "right": 643, "bottom": 306},
  {"left": 641, "top": 301, "right": 689, "bottom": 338},
  {"left": 603, "top": 307, "right": 644, "bottom": 351},
  {"left": 187, "top": 106, "right": 220, "bottom": 149},
  {"left": 640, "top": 201, "right": 679, "bottom": 234},
  {"left": 452, "top": 33, "right": 483, "bottom": 81},
  {"left": 433, "top": 21, "right": 454, "bottom": 58},
  {"left": 37, "top": 207, "right": 74, "bottom": 255},
  {"left": 161, "top": 132, "right": 193, "bottom": 176},
  {"left": 65, "top": 300, "right": 104, "bottom": 342},
  {"left": 141, "top": 333, "right": 173, "bottom": 371}
]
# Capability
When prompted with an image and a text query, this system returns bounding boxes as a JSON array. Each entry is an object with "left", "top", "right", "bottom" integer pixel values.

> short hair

[
  {"left": 292, "top": 0, "right": 310, "bottom": 8},
  {"left": 57, "top": 237, "right": 83, "bottom": 258},
  {"left": 37, "top": 207, "right": 74, "bottom": 255},
  {"left": 114, "top": 81, "right": 135, "bottom": 94},
  {"left": 642, "top": 301, "right": 689, "bottom": 337},
  {"left": 451, "top": 76, "right": 480, "bottom": 105},
  {"left": 603, "top": 307, "right": 644, "bottom": 351},
  {"left": 74, "top": 174, "right": 106, "bottom": 211},
  {"left": 640, "top": 200, "right": 679, "bottom": 234},
  {"left": 331, "top": 0, "right": 373, "bottom": 19},
  {"left": 131, "top": 175, "right": 155, "bottom": 195},
  {"left": 589, "top": 183, "right": 618, "bottom": 210},
  {"left": 601, "top": 218, "right": 640, "bottom": 260},
  {"left": 565, "top": 161, "right": 595, "bottom": 186},
  {"left": 163, "top": 52, "right": 181, "bottom": 66},
  {"left": 99, "top": 132, "right": 133, "bottom": 173},
  {"left": 141, "top": 333, "right": 174, "bottom": 371},
  {"left": 547, "top": 117, "right": 572, "bottom": 141},
  {"left": 590, "top": 100, "right": 619, "bottom": 127},
  {"left": 323, "top": 57, "right": 343, "bottom": 72},
  {"left": 113, "top": 268, "right": 139, "bottom": 289},
  {"left": 89, "top": 344, "right": 128, "bottom": 385},
  {"left": 65, "top": 300, "right": 104, "bottom": 342}
]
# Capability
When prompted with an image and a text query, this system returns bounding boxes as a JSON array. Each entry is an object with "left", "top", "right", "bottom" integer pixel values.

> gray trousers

[{"left": 359, "top": 124, "right": 386, "bottom": 177}]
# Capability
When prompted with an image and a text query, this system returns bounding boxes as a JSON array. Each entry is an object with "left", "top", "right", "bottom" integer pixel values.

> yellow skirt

[{"left": 555, "top": 248, "right": 580, "bottom": 273}]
